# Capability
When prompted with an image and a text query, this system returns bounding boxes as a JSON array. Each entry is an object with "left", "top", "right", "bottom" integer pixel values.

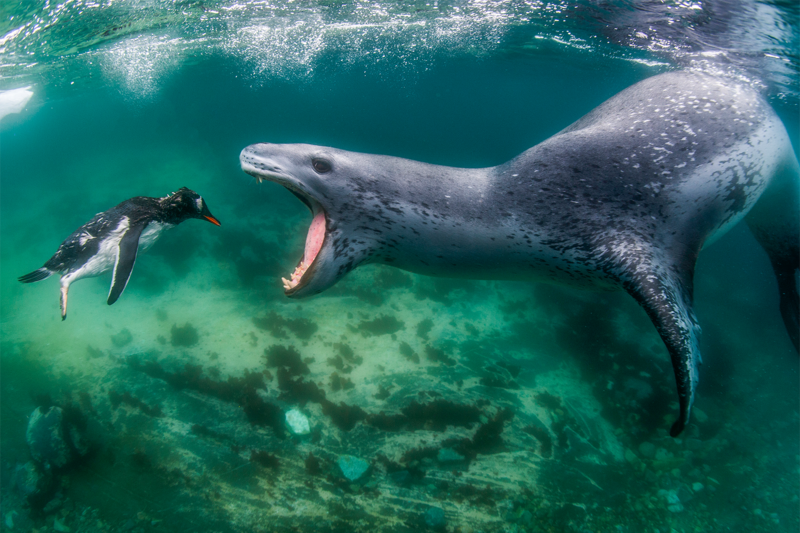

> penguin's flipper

[
  {"left": 19, "top": 267, "right": 53, "bottom": 283},
  {"left": 108, "top": 223, "right": 145, "bottom": 306}
]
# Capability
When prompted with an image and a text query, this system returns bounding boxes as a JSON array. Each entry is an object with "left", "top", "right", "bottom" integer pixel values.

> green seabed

[{"left": 0, "top": 45, "right": 798, "bottom": 533}]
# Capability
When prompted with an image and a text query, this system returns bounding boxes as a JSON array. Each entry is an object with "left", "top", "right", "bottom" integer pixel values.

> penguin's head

[{"left": 163, "top": 187, "right": 221, "bottom": 226}]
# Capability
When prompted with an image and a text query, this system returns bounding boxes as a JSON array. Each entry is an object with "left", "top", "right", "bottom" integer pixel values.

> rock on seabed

[
  {"left": 26, "top": 407, "right": 72, "bottom": 469},
  {"left": 424, "top": 506, "right": 446, "bottom": 529},
  {"left": 285, "top": 409, "right": 311, "bottom": 435},
  {"left": 338, "top": 455, "right": 369, "bottom": 481}
]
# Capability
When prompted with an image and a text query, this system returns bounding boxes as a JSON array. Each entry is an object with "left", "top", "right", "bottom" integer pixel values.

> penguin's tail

[{"left": 18, "top": 267, "right": 53, "bottom": 283}]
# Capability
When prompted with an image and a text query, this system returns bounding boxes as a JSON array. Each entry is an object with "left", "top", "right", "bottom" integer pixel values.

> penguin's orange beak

[{"left": 204, "top": 215, "right": 221, "bottom": 226}]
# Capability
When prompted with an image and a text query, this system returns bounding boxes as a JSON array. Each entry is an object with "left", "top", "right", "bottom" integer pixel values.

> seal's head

[{"left": 240, "top": 143, "right": 379, "bottom": 298}]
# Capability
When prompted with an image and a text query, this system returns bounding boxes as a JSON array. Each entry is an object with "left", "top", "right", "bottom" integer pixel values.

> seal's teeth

[{"left": 281, "top": 261, "right": 311, "bottom": 291}]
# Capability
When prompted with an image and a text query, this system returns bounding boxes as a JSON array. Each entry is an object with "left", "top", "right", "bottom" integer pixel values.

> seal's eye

[{"left": 312, "top": 159, "right": 331, "bottom": 174}]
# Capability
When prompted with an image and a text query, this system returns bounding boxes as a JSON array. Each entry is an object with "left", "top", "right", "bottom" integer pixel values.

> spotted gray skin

[{"left": 240, "top": 71, "right": 800, "bottom": 437}]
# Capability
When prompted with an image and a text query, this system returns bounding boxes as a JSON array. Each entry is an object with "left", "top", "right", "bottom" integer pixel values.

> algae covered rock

[
  {"left": 26, "top": 407, "right": 72, "bottom": 469},
  {"left": 338, "top": 455, "right": 369, "bottom": 481},
  {"left": 638, "top": 441, "right": 656, "bottom": 458},
  {"left": 26, "top": 405, "right": 95, "bottom": 470},
  {"left": 13, "top": 460, "right": 55, "bottom": 504},
  {"left": 437, "top": 447, "right": 465, "bottom": 463},
  {"left": 424, "top": 506, "right": 446, "bottom": 530}
]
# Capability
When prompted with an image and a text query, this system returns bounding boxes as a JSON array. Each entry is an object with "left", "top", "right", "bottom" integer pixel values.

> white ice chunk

[{"left": 0, "top": 86, "right": 33, "bottom": 121}]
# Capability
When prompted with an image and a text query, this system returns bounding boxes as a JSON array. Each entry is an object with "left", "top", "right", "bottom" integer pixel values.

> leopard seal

[{"left": 240, "top": 70, "right": 799, "bottom": 437}]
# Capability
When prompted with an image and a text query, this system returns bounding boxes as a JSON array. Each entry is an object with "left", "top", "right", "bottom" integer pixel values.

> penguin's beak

[{"left": 199, "top": 202, "right": 221, "bottom": 226}]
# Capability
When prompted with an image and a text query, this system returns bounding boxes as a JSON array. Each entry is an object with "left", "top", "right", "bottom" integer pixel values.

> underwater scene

[{"left": 0, "top": 1, "right": 798, "bottom": 532}]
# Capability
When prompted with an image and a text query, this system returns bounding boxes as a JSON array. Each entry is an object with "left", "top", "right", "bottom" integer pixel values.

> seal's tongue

[
  {"left": 283, "top": 211, "right": 326, "bottom": 291},
  {"left": 304, "top": 211, "right": 325, "bottom": 266}
]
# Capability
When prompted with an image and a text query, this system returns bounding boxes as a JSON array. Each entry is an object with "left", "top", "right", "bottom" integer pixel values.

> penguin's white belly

[
  {"left": 138, "top": 221, "right": 173, "bottom": 252},
  {"left": 62, "top": 217, "right": 131, "bottom": 285},
  {"left": 59, "top": 219, "right": 172, "bottom": 286}
]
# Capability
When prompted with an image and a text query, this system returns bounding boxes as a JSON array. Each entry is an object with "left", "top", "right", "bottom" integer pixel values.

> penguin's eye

[{"left": 312, "top": 159, "right": 331, "bottom": 174}]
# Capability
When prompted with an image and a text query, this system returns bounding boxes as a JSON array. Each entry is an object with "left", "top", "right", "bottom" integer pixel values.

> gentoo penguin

[{"left": 19, "top": 187, "right": 221, "bottom": 320}]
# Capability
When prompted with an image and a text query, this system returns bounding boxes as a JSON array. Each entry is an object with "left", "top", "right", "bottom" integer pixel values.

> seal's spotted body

[{"left": 240, "top": 71, "right": 799, "bottom": 436}]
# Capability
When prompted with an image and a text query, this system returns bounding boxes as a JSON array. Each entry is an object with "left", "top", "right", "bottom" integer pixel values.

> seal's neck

[{"left": 351, "top": 162, "right": 531, "bottom": 277}]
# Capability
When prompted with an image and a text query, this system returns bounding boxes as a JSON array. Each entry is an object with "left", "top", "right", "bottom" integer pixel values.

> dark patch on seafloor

[
  {"left": 351, "top": 314, "right": 405, "bottom": 337},
  {"left": 399, "top": 341, "right": 420, "bottom": 363},
  {"left": 128, "top": 358, "right": 285, "bottom": 435},
  {"left": 416, "top": 318, "right": 434, "bottom": 340},
  {"left": 109, "top": 390, "right": 163, "bottom": 417},
  {"left": 170, "top": 323, "right": 200, "bottom": 347},
  {"left": 424, "top": 344, "right": 456, "bottom": 366},
  {"left": 253, "top": 311, "right": 319, "bottom": 340},
  {"left": 110, "top": 328, "right": 133, "bottom": 348},
  {"left": 326, "top": 342, "right": 363, "bottom": 373}
]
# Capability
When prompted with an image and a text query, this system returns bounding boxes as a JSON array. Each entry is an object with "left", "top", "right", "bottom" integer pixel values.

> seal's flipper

[
  {"left": 618, "top": 250, "right": 701, "bottom": 437},
  {"left": 762, "top": 242, "right": 800, "bottom": 352},
  {"left": 746, "top": 154, "right": 800, "bottom": 353},
  {"left": 108, "top": 224, "right": 145, "bottom": 306},
  {"left": 774, "top": 266, "right": 799, "bottom": 352}
]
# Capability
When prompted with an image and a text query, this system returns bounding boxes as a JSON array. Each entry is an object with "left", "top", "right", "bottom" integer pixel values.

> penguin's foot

[{"left": 60, "top": 285, "right": 69, "bottom": 321}]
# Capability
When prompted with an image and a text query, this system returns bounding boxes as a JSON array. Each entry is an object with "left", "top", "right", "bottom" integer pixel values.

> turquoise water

[{"left": 1, "top": 1, "right": 798, "bottom": 532}]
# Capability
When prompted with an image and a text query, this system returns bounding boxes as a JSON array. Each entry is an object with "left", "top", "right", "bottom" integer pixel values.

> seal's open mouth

[
  {"left": 251, "top": 177, "right": 328, "bottom": 296},
  {"left": 283, "top": 208, "right": 325, "bottom": 292},
  {"left": 244, "top": 166, "right": 327, "bottom": 296}
]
